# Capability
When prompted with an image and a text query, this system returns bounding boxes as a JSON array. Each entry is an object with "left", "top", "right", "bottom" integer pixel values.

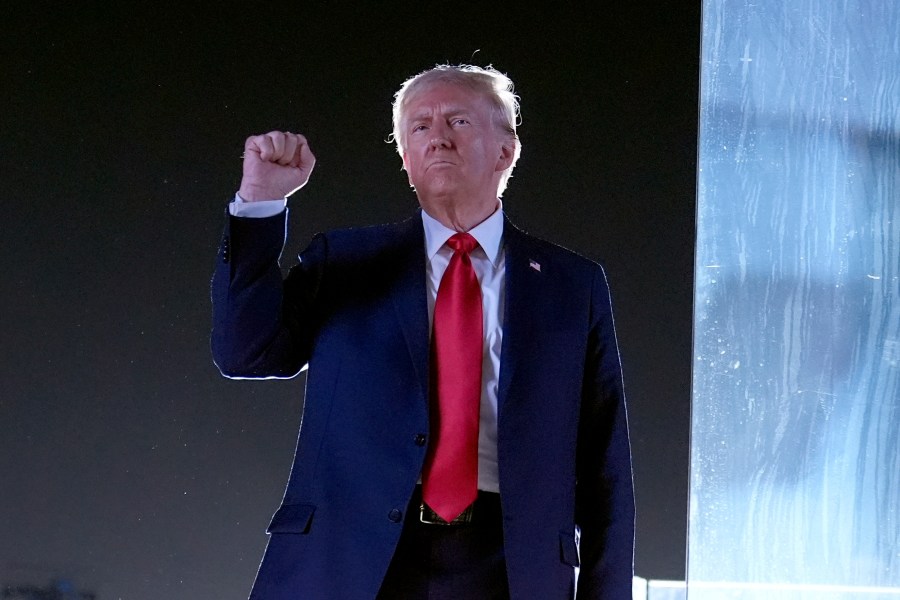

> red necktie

[{"left": 422, "top": 232, "right": 483, "bottom": 522}]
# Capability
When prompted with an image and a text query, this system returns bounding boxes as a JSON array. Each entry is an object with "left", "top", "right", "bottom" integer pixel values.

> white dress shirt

[{"left": 230, "top": 195, "right": 504, "bottom": 493}]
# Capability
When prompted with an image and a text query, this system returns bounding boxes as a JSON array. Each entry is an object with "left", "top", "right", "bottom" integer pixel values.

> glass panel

[{"left": 689, "top": 0, "right": 900, "bottom": 598}]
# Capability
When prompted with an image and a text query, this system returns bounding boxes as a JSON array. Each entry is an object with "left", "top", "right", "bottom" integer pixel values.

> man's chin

[{"left": 415, "top": 177, "right": 460, "bottom": 198}]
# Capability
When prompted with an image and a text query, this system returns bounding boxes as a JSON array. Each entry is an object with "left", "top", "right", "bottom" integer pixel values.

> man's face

[{"left": 401, "top": 82, "right": 513, "bottom": 212}]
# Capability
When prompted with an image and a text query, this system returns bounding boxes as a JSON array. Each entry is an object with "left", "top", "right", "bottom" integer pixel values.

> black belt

[{"left": 412, "top": 486, "right": 502, "bottom": 526}]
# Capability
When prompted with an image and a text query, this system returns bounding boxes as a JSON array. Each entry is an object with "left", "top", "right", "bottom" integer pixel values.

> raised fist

[{"left": 238, "top": 131, "right": 316, "bottom": 201}]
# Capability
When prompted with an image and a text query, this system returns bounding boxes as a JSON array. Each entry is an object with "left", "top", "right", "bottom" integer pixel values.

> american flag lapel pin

[{"left": 529, "top": 259, "right": 541, "bottom": 272}]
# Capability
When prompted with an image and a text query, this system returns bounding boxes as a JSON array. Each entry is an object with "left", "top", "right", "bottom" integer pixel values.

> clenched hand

[{"left": 238, "top": 131, "right": 316, "bottom": 201}]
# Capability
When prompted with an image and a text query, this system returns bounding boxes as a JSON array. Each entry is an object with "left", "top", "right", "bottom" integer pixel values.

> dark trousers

[{"left": 376, "top": 487, "right": 510, "bottom": 600}]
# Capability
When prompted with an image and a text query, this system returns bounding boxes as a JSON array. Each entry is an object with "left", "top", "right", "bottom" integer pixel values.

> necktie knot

[{"left": 447, "top": 232, "right": 478, "bottom": 255}]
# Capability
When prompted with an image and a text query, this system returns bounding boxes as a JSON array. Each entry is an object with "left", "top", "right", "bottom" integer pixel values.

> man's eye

[
  {"left": 412, "top": 124, "right": 428, "bottom": 133},
  {"left": 453, "top": 119, "right": 470, "bottom": 126}
]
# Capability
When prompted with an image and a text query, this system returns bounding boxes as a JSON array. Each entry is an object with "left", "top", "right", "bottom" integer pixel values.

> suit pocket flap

[
  {"left": 559, "top": 531, "right": 580, "bottom": 567},
  {"left": 266, "top": 503, "right": 316, "bottom": 534}
]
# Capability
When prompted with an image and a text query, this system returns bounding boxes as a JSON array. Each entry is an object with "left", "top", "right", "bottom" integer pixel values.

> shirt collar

[{"left": 421, "top": 203, "right": 504, "bottom": 267}]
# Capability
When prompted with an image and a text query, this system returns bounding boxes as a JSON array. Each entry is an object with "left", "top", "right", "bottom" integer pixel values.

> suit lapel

[
  {"left": 389, "top": 212, "right": 545, "bottom": 414},
  {"left": 390, "top": 213, "right": 431, "bottom": 405},
  {"left": 497, "top": 216, "right": 545, "bottom": 415}
]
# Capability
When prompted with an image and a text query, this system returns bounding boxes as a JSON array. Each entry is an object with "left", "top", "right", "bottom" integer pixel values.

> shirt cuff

[{"left": 229, "top": 193, "right": 287, "bottom": 218}]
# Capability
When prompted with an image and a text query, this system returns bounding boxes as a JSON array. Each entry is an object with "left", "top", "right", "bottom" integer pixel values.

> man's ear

[
  {"left": 495, "top": 138, "right": 516, "bottom": 172},
  {"left": 402, "top": 152, "right": 414, "bottom": 186}
]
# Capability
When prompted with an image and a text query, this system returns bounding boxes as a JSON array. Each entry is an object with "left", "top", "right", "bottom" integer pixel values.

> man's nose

[
  {"left": 429, "top": 135, "right": 451, "bottom": 149},
  {"left": 429, "top": 123, "right": 452, "bottom": 149}
]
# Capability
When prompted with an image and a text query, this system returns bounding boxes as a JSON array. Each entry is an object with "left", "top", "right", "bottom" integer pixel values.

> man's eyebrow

[
  {"left": 411, "top": 106, "right": 472, "bottom": 118},
  {"left": 407, "top": 106, "right": 476, "bottom": 127},
  {"left": 443, "top": 106, "right": 471, "bottom": 117}
]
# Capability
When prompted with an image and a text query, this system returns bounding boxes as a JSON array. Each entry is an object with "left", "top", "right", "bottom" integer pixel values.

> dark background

[{"left": 2, "top": 2, "right": 698, "bottom": 598}]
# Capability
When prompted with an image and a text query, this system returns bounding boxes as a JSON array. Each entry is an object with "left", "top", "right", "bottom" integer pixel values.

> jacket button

[
  {"left": 388, "top": 509, "right": 403, "bottom": 523},
  {"left": 414, "top": 434, "right": 426, "bottom": 446}
]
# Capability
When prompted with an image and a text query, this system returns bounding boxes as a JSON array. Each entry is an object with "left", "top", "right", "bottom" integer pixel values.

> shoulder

[
  {"left": 296, "top": 213, "right": 423, "bottom": 275},
  {"left": 318, "top": 213, "right": 421, "bottom": 252},
  {"left": 502, "top": 216, "right": 617, "bottom": 327},
  {"left": 503, "top": 215, "right": 607, "bottom": 279}
]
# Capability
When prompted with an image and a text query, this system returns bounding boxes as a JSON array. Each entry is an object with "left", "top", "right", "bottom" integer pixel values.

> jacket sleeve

[
  {"left": 210, "top": 208, "right": 327, "bottom": 379},
  {"left": 575, "top": 263, "right": 635, "bottom": 598}
]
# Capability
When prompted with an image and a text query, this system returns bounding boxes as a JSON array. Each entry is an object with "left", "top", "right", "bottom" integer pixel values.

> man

[{"left": 212, "top": 65, "right": 634, "bottom": 599}]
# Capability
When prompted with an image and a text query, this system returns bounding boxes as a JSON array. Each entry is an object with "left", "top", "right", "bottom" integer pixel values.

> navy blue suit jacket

[{"left": 211, "top": 209, "right": 634, "bottom": 599}]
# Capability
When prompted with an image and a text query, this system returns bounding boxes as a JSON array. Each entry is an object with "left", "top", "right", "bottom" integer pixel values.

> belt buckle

[{"left": 419, "top": 502, "right": 474, "bottom": 526}]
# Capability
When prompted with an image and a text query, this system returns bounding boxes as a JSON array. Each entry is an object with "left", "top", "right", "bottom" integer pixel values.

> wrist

[{"left": 238, "top": 182, "right": 285, "bottom": 202}]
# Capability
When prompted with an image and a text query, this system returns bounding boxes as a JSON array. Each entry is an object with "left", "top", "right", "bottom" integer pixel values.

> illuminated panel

[{"left": 689, "top": 0, "right": 900, "bottom": 597}]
